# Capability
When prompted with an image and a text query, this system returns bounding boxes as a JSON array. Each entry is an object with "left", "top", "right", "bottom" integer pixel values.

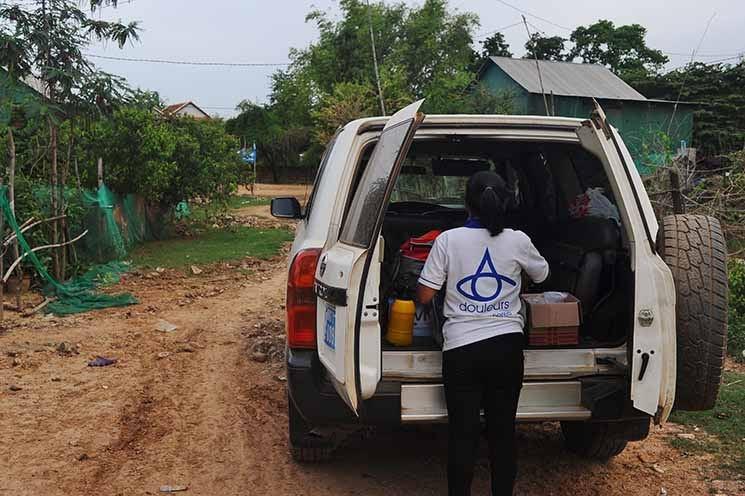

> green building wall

[{"left": 479, "top": 64, "right": 695, "bottom": 174}]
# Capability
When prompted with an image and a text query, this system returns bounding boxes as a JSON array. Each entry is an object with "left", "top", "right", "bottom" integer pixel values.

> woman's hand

[{"left": 416, "top": 284, "right": 438, "bottom": 305}]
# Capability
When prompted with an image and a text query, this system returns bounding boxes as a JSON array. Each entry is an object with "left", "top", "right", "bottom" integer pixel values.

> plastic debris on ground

[
  {"left": 88, "top": 357, "right": 117, "bottom": 367},
  {"left": 160, "top": 485, "right": 189, "bottom": 493}
]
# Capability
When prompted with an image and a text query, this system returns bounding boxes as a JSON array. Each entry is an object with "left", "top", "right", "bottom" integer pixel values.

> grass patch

[
  {"left": 670, "top": 371, "right": 745, "bottom": 472},
  {"left": 130, "top": 226, "right": 292, "bottom": 269},
  {"left": 188, "top": 195, "right": 272, "bottom": 223},
  {"left": 225, "top": 194, "right": 271, "bottom": 209}
]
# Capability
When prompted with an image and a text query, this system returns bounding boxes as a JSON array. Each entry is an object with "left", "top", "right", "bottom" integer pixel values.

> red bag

[{"left": 399, "top": 230, "right": 441, "bottom": 262}]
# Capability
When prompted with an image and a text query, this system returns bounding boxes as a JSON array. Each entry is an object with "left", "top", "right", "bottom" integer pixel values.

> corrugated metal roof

[{"left": 488, "top": 56, "right": 647, "bottom": 101}]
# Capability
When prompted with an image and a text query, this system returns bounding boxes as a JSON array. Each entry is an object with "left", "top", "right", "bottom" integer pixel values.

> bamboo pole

[
  {"left": 8, "top": 128, "right": 21, "bottom": 309},
  {"left": 49, "top": 120, "right": 60, "bottom": 279},
  {"left": 0, "top": 176, "right": 4, "bottom": 323}
]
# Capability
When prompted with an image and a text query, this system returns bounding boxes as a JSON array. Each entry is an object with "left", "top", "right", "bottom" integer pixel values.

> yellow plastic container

[{"left": 386, "top": 299, "right": 416, "bottom": 346}]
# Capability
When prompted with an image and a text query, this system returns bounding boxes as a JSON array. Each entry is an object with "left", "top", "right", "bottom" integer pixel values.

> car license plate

[{"left": 324, "top": 304, "right": 336, "bottom": 350}]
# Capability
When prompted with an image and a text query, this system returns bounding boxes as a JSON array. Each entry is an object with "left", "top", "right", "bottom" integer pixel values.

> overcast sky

[{"left": 88, "top": 0, "right": 745, "bottom": 118}]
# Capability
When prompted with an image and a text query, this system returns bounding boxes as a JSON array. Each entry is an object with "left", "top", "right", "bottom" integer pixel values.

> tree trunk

[
  {"left": 7, "top": 128, "right": 21, "bottom": 309},
  {"left": 59, "top": 130, "right": 72, "bottom": 279},
  {"left": 74, "top": 158, "right": 81, "bottom": 189},
  {"left": 97, "top": 157, "right": 103, "bottom": 187},
  {"left": 0, "top": 175, "right": 5, "bottom": 322},
  {"left": 49, "top": 120, "right": 60, "bottom": 280}
]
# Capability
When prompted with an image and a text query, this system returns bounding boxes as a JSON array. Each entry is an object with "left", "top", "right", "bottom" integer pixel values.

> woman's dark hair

[{"left": 465, "top": 171, "right": 511, "bottom": 237}]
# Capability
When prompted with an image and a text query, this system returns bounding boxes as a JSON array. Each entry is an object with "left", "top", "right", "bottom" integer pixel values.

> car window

[
  {"left": 391, "top": 156, "right": 478, "bottom": 207},
  {"left": 304, "top": 129, "right": 340, "bottom": 218},
  {"left": 340, "top": 119, "right": 415, "bottom": 247}
]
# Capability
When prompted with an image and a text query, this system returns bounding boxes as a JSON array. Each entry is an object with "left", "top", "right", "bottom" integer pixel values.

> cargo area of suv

[
  {"left": 279, "top": 103, "right": 728, "bottom": 463},
  {"left": 374, "top": 137, "right": 632, "bottom": 353}
]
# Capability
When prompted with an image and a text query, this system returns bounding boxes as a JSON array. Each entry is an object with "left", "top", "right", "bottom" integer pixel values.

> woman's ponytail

[
  {"left": 479, "top": 186, "right": 506, "bottom": 236},
  {"left": 465, "top": 171, "right": 510, "bottom": 237}
]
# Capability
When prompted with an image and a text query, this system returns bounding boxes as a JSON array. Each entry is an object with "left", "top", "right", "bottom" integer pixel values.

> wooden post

[
  {"left": 669, "top": 168, "right": 685, "bottom": 214},
  {"left": 97, "top": 157, "right": 103, "bottom": 188},
  {"left": 8, "top": 128, "right": 21, "bottom": 310},
  {"left": 74, "top": 158, "right": 81, "bottom": 189},
  {"left": 252, "top": 157, "right": 256, "bottom": 196},
  {"left": 50, "top": 121, "right": 60, "bottom": 279},
  {"left": 0, "top": 178, "right": 5, "bottom": 322}
]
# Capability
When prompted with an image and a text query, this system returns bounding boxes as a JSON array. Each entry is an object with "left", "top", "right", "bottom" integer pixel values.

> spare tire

[{"left": 658, "top": 214, "right": 729, "bottom": 411}]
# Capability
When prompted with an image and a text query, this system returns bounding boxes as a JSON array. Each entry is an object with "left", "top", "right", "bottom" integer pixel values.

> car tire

[
  {"left": 288, "top": 393, "right": 333, "bottom": 463},
  {"left": 658, "top": 214, "right": 729, "bottom": 411},
  {"left": 561, "top": 419, "right": 649, "bottom": 460}
]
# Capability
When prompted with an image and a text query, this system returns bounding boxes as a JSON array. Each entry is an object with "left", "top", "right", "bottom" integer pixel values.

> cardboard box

[{"left": 522, "top": 293, "right": 581, "bottom": 346}]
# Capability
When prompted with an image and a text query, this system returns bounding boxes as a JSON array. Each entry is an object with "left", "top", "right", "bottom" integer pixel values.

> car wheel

[
  {"left": 561, "top": 419, "right": 649, "bottom": 460},
  {"left": 288, "top": 393, "right": 333, "bottom": 463},
  {"left": 658, "top": 214, "right": 729, "bottom": 411}
]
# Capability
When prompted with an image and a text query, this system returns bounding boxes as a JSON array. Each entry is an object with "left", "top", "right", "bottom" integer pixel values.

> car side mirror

[{"left": 271, "top": 197, "right": 303, "bottom": 219}]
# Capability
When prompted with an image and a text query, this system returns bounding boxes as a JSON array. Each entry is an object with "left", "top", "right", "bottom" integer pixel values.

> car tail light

[{"left": 287, "top": 248, "right": 321, "bottom": 349}]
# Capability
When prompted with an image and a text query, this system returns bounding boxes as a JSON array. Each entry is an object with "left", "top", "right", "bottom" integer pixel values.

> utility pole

[
  {"left": 522, "top": 16, "right": 550, "bottom": 117},
  {"left": 366, "top": 0, "right": 386, "bottom": 116}
]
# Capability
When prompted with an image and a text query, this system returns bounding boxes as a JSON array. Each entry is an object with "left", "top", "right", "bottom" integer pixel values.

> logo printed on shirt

[{"left": 456, "top": 248, "right": 517, "bottom": 302}]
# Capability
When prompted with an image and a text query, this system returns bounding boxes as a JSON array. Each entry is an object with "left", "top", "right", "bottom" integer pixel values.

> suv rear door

[
  {"left": 577, "top": 102, "right": 676, "bottom": 421},
  {"left": 314, "top": 101, "right": 425, "bottom": 415}
]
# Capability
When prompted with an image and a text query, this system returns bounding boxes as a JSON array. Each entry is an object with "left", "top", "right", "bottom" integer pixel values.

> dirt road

[{"left": 0, "top": 251, "right": 730, "bottom": 495}]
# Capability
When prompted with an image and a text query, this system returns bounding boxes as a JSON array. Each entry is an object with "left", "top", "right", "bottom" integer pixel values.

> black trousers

[{"left": 443, "top": 332, "right": 525, "bottom": 496}]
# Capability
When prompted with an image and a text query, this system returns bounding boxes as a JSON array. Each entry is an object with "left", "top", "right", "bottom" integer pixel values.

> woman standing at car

[{"left": 416, "top": 170, "right": 549, "bottom": 496}]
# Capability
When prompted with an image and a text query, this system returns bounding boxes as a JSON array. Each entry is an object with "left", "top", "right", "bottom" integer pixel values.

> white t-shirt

[{"left": 418, "top": 226, "right": 549, "bottom": 351}]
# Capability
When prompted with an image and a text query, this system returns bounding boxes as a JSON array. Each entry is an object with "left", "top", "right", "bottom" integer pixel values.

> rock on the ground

[
  {"left": 155, "top": 320, "right": 178, "bottom": 333},
  {"left": 251, "top": 352, "right": 268, "bottom": 363}
]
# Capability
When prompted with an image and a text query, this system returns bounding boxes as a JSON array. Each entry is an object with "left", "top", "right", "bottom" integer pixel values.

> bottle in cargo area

[{"left": 386, "top": 299, "right": 416, "bottom": 346}]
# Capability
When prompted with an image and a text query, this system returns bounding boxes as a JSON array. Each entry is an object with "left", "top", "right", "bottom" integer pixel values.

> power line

[
  {"left": 526, "top": 20, "right": 546, "bottom": 36},
  {"left": 668, "top": 13, "right": 716, "bottom": 134},
  {"left": 522, "top": 15, "right": 550, "bottom": 116},
  {"left": 664, "top": 51, "right": 744, "bottom": 57},
  {"left": 85, "top": 53, "right": 291, "bottom": 67},
  {"left": 667, "top": 53, "right": 744, "bottom": 72},
  {"left": 475, "top": 20, "right": 523, "bottom": 40},
  {"left": 494, "top": 0, "right": 572, "bottom": 32}
]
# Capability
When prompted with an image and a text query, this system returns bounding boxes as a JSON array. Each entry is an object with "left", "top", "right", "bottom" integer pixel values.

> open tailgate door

[
  {"left": 314, "top": 100, "right": 425, "bottom": 415},
  {"left": 576, "top": 101, "right": 676, "bottom": 422}
]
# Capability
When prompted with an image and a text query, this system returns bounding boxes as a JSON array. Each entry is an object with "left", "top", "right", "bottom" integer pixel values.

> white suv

[{"left": 272, "top": 100, "right": 729, "bottom": 462}]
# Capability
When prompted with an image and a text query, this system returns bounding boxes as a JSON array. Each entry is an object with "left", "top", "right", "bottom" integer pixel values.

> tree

[
  {"left": 639, "top": 61, "right": 745, "bottom": 157},
  {"left": 569, "top": 20, "right": 668, "bottom": 81},
  {"left": 480, "top": 32, "right": 512, "bottom": 58},
  {"left": 226, "top": 102, "right": 311, "bottom": 183},
  {"left": 313, "top": 82, "right": 376, "bottom": 144},
  {"left": 524, "top": 33, "right": 566, "bottom": 61},
  {"left": 0, "top": 0, "right": 140, "bottom": 278},
  {"left": 78, "top": 107, "right": 241, "bottom": 204},
  {"left": 273, "top": 0, "right": 479, "bottom": 130},
  {"left": 128, "top": 89, "right": 165, "bottom": 111}
]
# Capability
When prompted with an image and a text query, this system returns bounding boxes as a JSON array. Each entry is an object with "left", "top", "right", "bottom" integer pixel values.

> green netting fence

[
  {"left": 33, "top": 183, "right": 164, "bottom": 263},
  {"left": 0, "top": 183, "right": 167, "bottom": 315}
]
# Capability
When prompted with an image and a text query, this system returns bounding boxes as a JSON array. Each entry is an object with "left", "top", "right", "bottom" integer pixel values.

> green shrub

[
  {"left": 729, "top": 259, "right": 745, "bottom": 361},
  {"left": 76, "top": 107, "right": 242, "bottom": 205}
]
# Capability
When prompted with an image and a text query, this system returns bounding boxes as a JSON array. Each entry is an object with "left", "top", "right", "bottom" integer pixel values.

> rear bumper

[
  {"left": 286, "top": 348, "right": 401, "bottom": 426},
  {"left": 401, "top": 382, "right": 591, "bottom": 423},
  {"left": 287, "top": 349, "right": 647, "bottom": 426}
]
